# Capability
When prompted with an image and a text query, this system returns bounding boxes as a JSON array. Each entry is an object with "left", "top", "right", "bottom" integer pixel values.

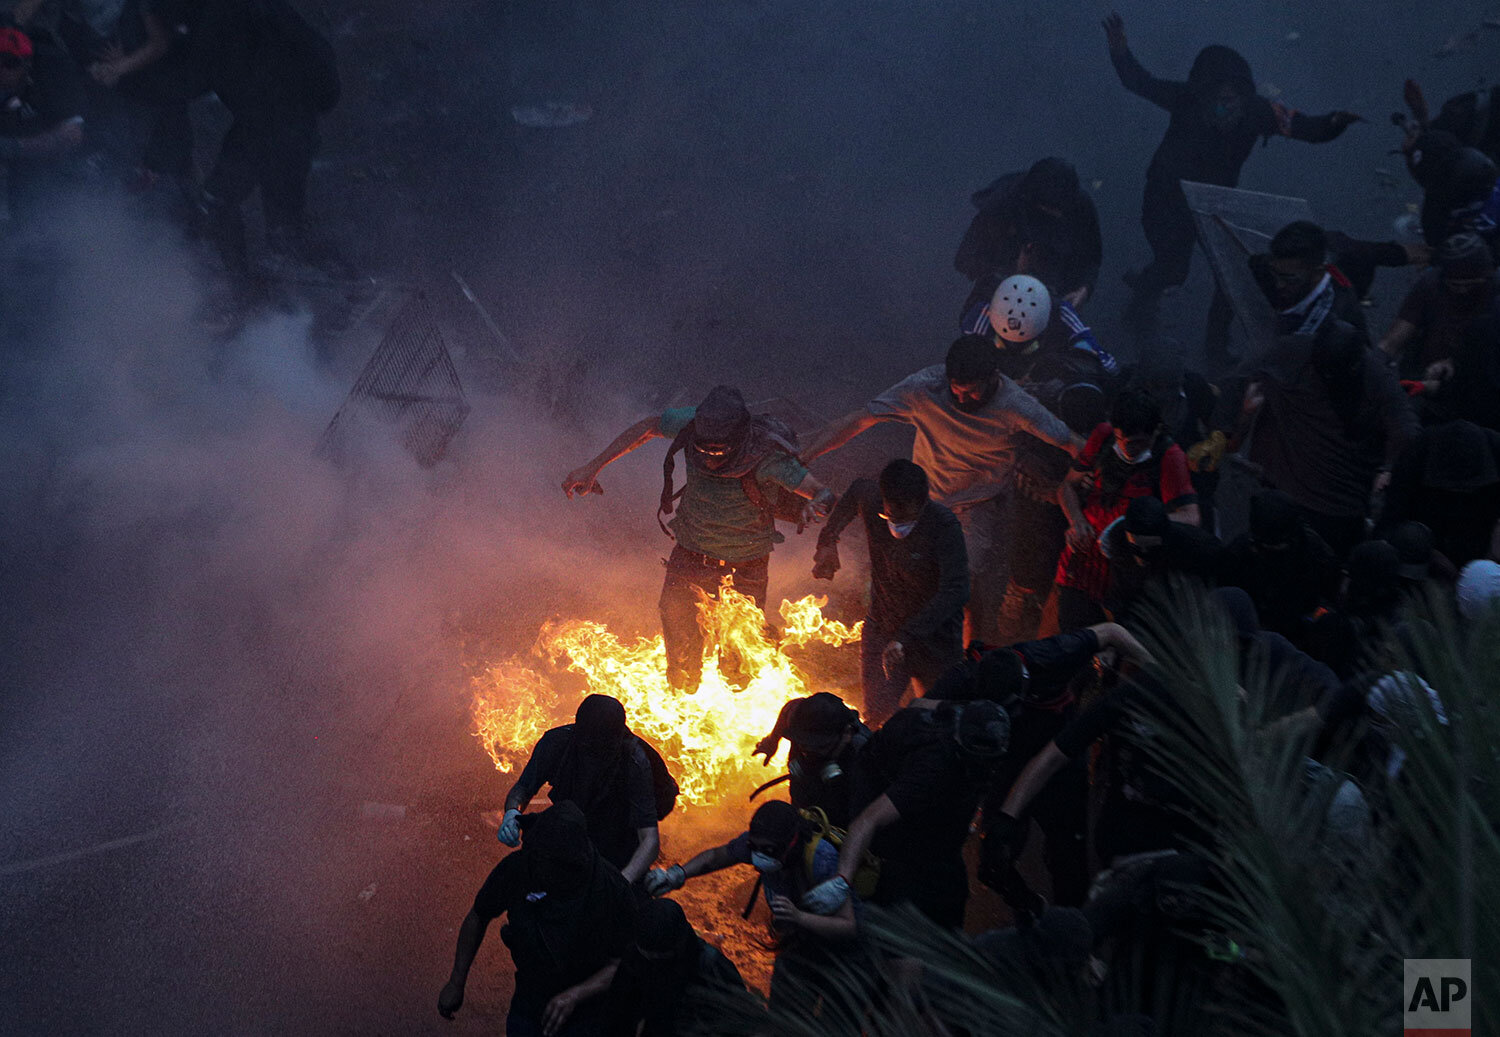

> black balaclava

[
  {"left": 1124, "top": 495, "right": 1170, "bottom": 539},
  {"left": 1345, "top": 540, "right": 1402, "bottom": 618},
  {"left": 618, "top": 898, "right": 700, "bottom": 1027},
  {"left": 1212, "top": 586, "right": 1261, "bottom": 641},
  {"left": 574, "top": 694, "right": 627, "bottom": 755},
  {"left": 521, "top": 801, "right": 597, "bottom": 897}
]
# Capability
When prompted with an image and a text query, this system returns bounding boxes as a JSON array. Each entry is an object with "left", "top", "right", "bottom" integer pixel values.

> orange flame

[{"left": 470, "top": 587, "right": 862, "bottom": 805}]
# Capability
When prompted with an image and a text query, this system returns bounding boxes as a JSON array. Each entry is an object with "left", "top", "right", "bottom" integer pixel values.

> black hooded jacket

[
  {"left": 953, "top": 157, "right": 1103, "bottom": 298},
  {"left": 1111, "top": 44, "right": 1349, "bottom": 189}
]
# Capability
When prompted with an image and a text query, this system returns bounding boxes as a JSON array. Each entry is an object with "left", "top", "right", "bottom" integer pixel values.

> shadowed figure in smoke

[
  {"left": 561, "top": 385, "right": 833, "bottom": 690},
  {"left": 498, "top": 694, "right": 670, "bottom": 886},
  {"left": 1101, "top": 11, "right": 1360, "bottom": 357},
  {"left": 440, "top": 801, "right": 638, "bottom": 1035},
  {"left": 600, "top": 898, "right": 747, "bottom": 1037}
]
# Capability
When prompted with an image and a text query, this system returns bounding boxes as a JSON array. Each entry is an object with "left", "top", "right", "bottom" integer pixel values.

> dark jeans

[
  {"left": 1129, "top": 177, "right": 1235, "bottom": 368},
  {"left": 204, "top": 107, "right": 321, "bottom": 270},
  {"left": 1000, "top": 495, "right": 1069, "bottom": 642},
  {"left": 859, "top": 622, "right": 958, "bottom": 727},
  {"left": 658, "top": 545, "right": 769, "bottom": 689}
]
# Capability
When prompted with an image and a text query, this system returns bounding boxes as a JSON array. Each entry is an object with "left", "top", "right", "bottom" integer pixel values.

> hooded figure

[
  {"left": 1104, "top": 21, "right": 1356, "bottom": 344},
  {"left": 502, "top": 694, "right": 663, "bottom": 875},
  {"left": 1220, "top": 490, "right": 1339, "bottom": 637},
  {"left": 1381, "top": 419, "right": 1500, "bottom": 566},
  {"left": 1406, "top": 130, "right": 1500, "bottom": 251},
  {"left": 603, "top": 899, "right": 746, "bottom": 1037},
  {"left": 954, "top": 156, "right": 1104, "bottom": 304},
  {"left": 443, "top": 801, "right": 638, "bottom": 1030}
]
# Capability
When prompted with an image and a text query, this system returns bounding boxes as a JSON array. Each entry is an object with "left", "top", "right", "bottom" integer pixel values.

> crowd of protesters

[
  {"left": 450, "top": 11, "right": 1500, "bottom": 1034},
  {"left": 0, "top": 0, "right": 338, "bottom": 279}
]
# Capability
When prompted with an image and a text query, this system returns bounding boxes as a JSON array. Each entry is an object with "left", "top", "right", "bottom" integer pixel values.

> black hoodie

[{"left": 1111, "top": 43, "right": 1349, "bottom": 189}]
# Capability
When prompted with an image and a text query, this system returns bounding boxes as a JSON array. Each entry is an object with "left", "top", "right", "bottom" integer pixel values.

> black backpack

[
  {"left": 553, "top": 726, "right": 680, "bottom": 822},
  {"left": 659, "top": 414, "right": 809, "bottom": 535},
  {"left": 636, "top": 736, "right": 681, "bottom": 822}
]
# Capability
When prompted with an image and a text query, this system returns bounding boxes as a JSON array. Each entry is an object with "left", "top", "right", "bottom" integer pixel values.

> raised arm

[
  {"left": 1103, "top": 13, "right": 1185, "bottom": 112},
  {"left": 561, "top": 415, "right": 664, "bottom": 497},
  {"left": 801, "top": 408, "right": 884, "bottom": 462}
]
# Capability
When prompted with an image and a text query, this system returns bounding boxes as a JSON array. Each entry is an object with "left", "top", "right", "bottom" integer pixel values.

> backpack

[
  {"left": 637, "top": 736, "right": 681, "bottom": 822},
  {"left": 555, "top": 726, "right": 680, "bottom": 822},
  {"left": 797, "top": 806, "right": 880, "bottom": 898},
  {"left": 659, "top": 414, "right": 809, "bottom": 536}
]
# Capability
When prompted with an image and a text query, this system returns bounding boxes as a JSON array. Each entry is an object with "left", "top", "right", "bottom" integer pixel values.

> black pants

[
  {"left": 658, "top": 545, "right": 769, "bottom": 689},
  {"left": 203, "top": 106, "right": 321, "bottom": 269},
  {"left": 999, "top": 495, "right": 1069, "bottom": 642},
  {"left": 1130, "top": 177, "right": 1235, "bottom": 366}
]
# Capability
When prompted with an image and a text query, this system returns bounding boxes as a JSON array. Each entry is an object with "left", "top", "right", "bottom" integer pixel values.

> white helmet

[{"left": 988, "top": 275, "right": 1051, "bottom": 344}]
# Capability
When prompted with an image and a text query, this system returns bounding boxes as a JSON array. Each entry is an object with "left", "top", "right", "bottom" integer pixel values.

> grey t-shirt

[{"left": 867, "top": 365, "right": 1074, "bottom": 507}]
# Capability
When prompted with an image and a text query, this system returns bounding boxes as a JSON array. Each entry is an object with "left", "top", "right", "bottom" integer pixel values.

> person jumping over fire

[{"left": 562, "top": 385, "right": 835, "bottom": 690}]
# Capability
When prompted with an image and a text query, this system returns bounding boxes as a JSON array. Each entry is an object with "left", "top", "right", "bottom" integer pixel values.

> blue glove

[
  {"left": 497, "top": 808, "right": 522, "bottom": 846},
  {"left": 799, "top": 875, "right": 850, "bottom": 914}
]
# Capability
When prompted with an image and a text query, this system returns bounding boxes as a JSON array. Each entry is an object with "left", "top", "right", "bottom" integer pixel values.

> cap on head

[
  {"left": 787, "top": 692, "right": 853, "bottom": 755},
  {"left": 1389, "top": 521, "right": 1434, "bottom": 581},
  {"left": 693, "top": 385, "right": 751, "bottom": 449},
  {"left": 953, "top": 699, "right": 1010, "bottom": 760},
  {"left": 0, "top": 27, "right": 33, "bottom": 60},
  {"left": 974, "top": 649, "right": 1025, "bottom": 702},
  {"left": 988, "top": 275, "right": 1052, "bottom": 344},
  {"left": 748, "top": 799, "right": 799, "bottom": 847},
  {"left": 1346, "top": 540, "right": 1402, "bottom": 606}
]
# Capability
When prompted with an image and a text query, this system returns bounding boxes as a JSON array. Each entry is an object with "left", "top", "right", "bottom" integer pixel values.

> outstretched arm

[
  {"left": 562, "top": 416, "right": 664, "bottom": 497},
  {"left": 619, "top": 825, "right": 659, "bottom": 884},
  {"left": 1103, "top": 13, "right": 1185, "bottom": 111},
  {"left": 438, "top": 910, "right": 493, "bottom": 1019},
  {"left": 801, "top": 408, "right": 884, "bottom": 462}
]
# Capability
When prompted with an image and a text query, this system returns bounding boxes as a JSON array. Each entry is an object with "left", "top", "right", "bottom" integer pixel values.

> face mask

[
  {"left": 886, "top": 518, "right": 919, "bottom": 539},
  {"left": 1113, "top": 441, "right": 1152, "bottom": 465},
  {"left": 750, "top": 852, "right": 783, "bottom": 874}
]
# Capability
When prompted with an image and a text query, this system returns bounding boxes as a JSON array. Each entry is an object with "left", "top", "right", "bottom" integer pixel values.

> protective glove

[
  {"left": 976, "top": 812, "right": 1023, "bottom": 891},
  {"left": 799, "top": 875, "right": 850, "bottom": 915},
  {"left": 1186, "top": 430, "right": 1227, "bottom": 474},
  {"left": 497, "top": 808, "right": 523, "bottom": 846},
  {"left": 643, "top": 864, "right": 686, "bottom": 897}
]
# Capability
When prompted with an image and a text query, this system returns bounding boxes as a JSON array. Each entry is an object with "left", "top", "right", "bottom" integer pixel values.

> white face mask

[
  {"left": 750, "top": 851, "right": 783, "bottom": 874},
  {"left": 1113, "top": 441, "right": 1152, "bottom": 465},
  {"left": 886, "top": 518, "right": 919, "bottom": 539}
]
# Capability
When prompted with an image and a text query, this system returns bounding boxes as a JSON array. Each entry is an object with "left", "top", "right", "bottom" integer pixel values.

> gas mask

[{"left": 788, "top": 754, "right": 843, "bottom": 783}]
